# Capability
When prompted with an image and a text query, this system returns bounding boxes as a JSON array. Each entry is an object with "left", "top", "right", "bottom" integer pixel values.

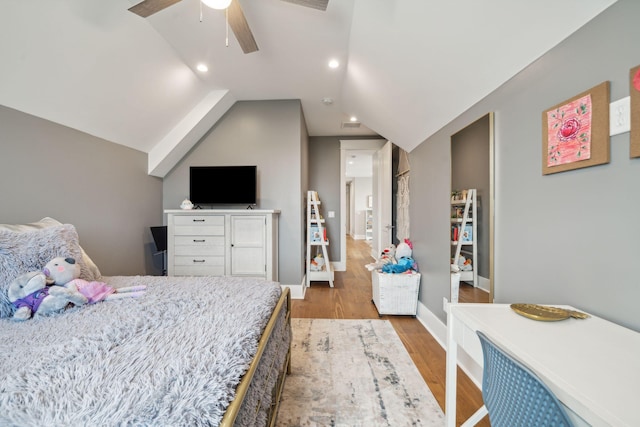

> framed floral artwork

[
  {"left": 542, "top": 81, "right": 610, "bottom": 175},
  {"left": 631, "top": 65, "right": 640, "bottom": 158}
]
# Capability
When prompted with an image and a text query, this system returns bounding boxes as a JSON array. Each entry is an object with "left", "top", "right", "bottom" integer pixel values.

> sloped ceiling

[{"left": 0, "top": 0, "right": 617, "bottom": 176}]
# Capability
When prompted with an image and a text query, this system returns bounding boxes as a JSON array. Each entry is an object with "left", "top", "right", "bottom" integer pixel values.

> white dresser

[{"left": 165, "top": 209, "right": 279, "bottom": 281}]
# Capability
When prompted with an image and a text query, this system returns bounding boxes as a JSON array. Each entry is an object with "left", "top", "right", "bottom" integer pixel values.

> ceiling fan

[{"left": 128, "top": 0, "right": 329, "bottom": 54}]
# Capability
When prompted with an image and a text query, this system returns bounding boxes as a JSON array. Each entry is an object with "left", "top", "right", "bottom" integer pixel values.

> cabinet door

[{"left": 230, "top": 215, "right": 266, "bottom": 276}]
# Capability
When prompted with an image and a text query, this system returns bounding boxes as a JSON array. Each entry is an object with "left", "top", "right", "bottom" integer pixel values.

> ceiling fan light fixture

[{"left": 202, "top": 0, "right": 232, "bottom": 10}]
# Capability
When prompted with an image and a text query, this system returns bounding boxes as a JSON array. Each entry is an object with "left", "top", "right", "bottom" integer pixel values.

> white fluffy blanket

[{"left": 0, "top": 275, "right": 282, "bottom": 427}]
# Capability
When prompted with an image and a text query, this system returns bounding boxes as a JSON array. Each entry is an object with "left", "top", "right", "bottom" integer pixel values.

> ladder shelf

[{"left": 306, "top": 190, "right": 333, "bottom": 287}]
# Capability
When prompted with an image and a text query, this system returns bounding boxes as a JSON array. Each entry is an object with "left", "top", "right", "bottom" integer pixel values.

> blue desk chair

[{"left": 476, "top": 330, "right": 574, "bottom": 427}]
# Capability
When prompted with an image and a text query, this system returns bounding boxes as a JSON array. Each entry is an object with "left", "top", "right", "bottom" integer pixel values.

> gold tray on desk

[{"left": 510, "top": 304, "right": 590, "bottom": 321}]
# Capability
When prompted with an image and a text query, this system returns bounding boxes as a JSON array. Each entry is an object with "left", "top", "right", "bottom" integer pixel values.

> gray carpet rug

[{"left": 276, "top": 319, "right": 445, "bottom": 427}]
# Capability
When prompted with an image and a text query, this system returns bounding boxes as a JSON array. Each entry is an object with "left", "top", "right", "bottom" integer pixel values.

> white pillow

[{"left": 0, "top": 217, "right": 101, "bottom": 280}]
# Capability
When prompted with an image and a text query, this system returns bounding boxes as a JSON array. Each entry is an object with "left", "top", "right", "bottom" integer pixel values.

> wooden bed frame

[{"left": 220, "top": 287, "right": 291, "bottom": 427}]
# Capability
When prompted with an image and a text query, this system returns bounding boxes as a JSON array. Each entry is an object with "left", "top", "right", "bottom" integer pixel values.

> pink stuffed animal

[{"left": 44, "top": 257, "right": 146, "bottom": 304}]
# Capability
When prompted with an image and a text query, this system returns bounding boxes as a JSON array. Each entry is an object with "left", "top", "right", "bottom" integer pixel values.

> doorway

[
  {"left": 450, "top": 112, "right": 494, "bottom": 303},
  {"left": 340, "top": 139, "right": 391, "bottom": 268}
]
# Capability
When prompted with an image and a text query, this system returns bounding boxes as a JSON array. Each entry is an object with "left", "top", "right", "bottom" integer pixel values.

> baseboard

[
  {"left": 415, "top": 300, "right": 483, "bottom": 390},
  {"left": 281, "top": 278, "right": 306, "bottom": 300},
  {"left": 331, "top": 261, "right": 346, "bottom": 272},
  {"left": 478, "top": 275, "right": 490, "bottom": 295},
  {"left": 353, "top": 234, "right": 366, "bottom": 240}
]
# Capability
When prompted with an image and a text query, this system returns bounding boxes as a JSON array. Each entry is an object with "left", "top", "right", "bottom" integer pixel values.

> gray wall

[
  {"left": 410, "top": 0, "right": 640, "bottom": 331},
  {"left": 308, "top": 136, "right": 342, "bottom": 262},
  {"left": 162, "top": 100, "right": 305, "bottom": 286},
  {"left": 0, "top": 105, "right": 163, "bottom": 276}
]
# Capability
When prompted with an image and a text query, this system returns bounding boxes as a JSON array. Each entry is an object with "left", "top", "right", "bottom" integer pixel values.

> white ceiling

[{"left": 0, "top": 0, "right": 617, "bottom": 174}]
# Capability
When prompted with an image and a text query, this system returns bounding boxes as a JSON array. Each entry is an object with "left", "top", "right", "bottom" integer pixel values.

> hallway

[{"left": 291, "top": 235, "right": 490, "bottom": 426}]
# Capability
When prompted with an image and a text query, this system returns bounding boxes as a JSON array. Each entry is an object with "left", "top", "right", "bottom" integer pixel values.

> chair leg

[{"left": 461, "top": 405, "right": 489, "bottom": 427}]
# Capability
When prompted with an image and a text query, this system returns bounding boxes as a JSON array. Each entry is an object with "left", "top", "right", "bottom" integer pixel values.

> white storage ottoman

[{"left": 371, "top": 271, "right": 421, "bottom": 316}]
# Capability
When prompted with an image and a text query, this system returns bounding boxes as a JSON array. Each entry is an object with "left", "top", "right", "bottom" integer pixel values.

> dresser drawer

[
  {"left": 174, "top": 236, "right": 225, "bottom": 256},
  {"left": 174, "top": 224, "right": 224, "bottom": 236},
  {"left": 173, "top": 215, "right": 224, "bottom": 226},
  {"left": 174, "top": 255, "right": 224, "bottom": 266},
  {"left": 173, "top": 255, "right": 225, "bottom": 276},
  {"left": 173, "top": 215, "right": 225, "bottom": 236}
]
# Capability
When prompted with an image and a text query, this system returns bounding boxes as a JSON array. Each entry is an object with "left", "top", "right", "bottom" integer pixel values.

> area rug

[{"left": 276, "top": 319, "right": 444, "bottom": 426}]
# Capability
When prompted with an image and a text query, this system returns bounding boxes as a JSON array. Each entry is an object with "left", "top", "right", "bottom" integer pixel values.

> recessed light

[
  {"left": 328, "top": 59, "right": 339, "bottom": 69},
  {"left": 350, "top": 116, "right": 358, "bottom": 122},
  {"left": 321, "top": 97, "right": 334, "bottom": 105},
  {"left": 197, "top": 64, "right": 209, "bottom": 72}
]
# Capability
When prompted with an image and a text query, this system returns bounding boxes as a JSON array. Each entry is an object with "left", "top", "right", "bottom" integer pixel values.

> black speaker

[{"left": 150, "top": 226, "right": 167, "bottom": 252}]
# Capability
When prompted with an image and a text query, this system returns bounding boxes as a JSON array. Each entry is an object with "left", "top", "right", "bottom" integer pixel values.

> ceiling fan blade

[
  {"left": 280, "top": 0, "right": 328, "bottom": 11},
  {"left": 128, "top": 0, "right": 182, "bottom": 18},
  {"left": 227, "top": 0, "right": 259, "bottom": 54}
]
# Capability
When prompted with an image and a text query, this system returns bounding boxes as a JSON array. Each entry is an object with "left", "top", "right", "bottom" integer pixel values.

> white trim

[
  {"left": 477, "top": 275, "right": 491, "bottom": 295},
  {"left": 415, "top": 300, "right": 483, "bottom": 389},
  {"left": 331, "top": 261, "right": 346, "bottom": 272},
  {"left": 148, "top": 90, "right": 236, "bottom": 177},
  {"left": 281, "top": 277, "right": 306, "bottom": 299}
]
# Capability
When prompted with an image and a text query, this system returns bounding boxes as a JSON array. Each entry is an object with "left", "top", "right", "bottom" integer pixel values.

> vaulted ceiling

[{"left": 0, "top": 0, "right": 617, "bottom": 176}]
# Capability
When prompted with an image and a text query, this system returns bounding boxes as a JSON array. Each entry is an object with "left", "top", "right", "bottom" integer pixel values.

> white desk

[{"left": 446, "top": 303, "right": 640, "bottom": 427}]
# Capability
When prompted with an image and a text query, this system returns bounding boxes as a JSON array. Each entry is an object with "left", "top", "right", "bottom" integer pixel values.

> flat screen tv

[{"left": 190, "top": 166, "right": 257, "bottom": 207}]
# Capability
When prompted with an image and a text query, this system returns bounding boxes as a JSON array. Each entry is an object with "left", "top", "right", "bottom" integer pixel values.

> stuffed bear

[
  {"left": 456, "top": 255, "right": 473, "bottom": 271},
  {"left": 309, "top": 254, "right": 326, "bottom": 272},
  {"left": 8, "top": 270, "right": 88, "bottom": 321},
  {"left": 44, "top": 257, "right": 146, "bottom": 303},
  {"left": 365, "top": 244, "right": 397, "bottom": 271}
]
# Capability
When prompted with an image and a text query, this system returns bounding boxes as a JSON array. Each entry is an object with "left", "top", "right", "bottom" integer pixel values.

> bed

[{"left": 0, "top": 218, "right": 291, "bottom": 427}]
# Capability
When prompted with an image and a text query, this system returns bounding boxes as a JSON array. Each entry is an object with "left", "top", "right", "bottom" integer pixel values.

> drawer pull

[
  {"left": 193, "top": 259, "right": 206, "bottom": 263},
  {"left": 193, "top": 219, "right": 206, "bottom": 222},
  {"left": 193, "top": 239, "right": 206, "bottom": 243}
]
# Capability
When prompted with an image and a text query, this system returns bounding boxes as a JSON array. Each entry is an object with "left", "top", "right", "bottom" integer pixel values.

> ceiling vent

[{"left": 341, "top": 121, "right": 361, "bottom": 129}]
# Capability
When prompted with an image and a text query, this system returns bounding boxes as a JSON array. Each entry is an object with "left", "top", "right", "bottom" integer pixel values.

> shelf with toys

[
  {"left": 450, "top": 189, "right": 477, "bottom": 287},
  {"left": 306, "top": 191, "right": 333, "bottom": 287}
]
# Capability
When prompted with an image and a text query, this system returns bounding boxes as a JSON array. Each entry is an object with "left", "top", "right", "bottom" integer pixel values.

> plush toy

[
  {"left": 310, "top": 254, "right": 326, "bottom": 272},
  {"left": 382, "top": 239, "right": 418, "bottom": 273},
  {"left": 365, "top": 244, "right": 397, "bottom": 271},
  {"left": 8, "top": 270, "right": 88, "bottom": 321},
  {"left": 381, "top": 257, "right": 416, "bottom": 274},
  {"left": 44, "top": 257, "right": 146, "bottom": 303},
  {"left": 395, "top": 239, "right": 413, "bottom": 259},
  {"left": 456, "top": 255, "right": 473, "bottom": 271}
]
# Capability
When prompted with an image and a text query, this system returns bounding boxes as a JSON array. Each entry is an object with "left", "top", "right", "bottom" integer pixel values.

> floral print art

[{"left": 546, "top": 93, "right": 592, "bottom": 167}]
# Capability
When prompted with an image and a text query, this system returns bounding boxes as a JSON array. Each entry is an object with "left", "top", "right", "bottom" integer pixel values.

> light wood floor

[{"left": 291, "top": 236, "right": 491, "bottom": 427}]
